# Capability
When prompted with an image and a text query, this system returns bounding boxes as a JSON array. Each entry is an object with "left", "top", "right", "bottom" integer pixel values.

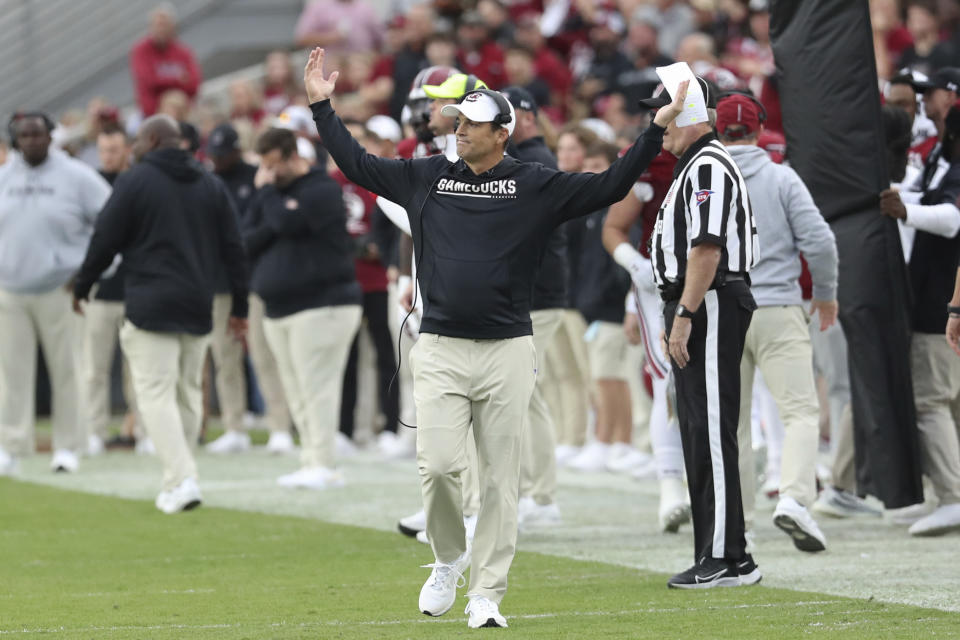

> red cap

[{"left": 716, "top": 94, "right": 762, "bottom": 139}]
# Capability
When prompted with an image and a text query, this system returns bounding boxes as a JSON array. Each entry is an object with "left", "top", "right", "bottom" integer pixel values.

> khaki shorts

[{"left": 586, "top": 321, "right": 629, "bottom": 381}]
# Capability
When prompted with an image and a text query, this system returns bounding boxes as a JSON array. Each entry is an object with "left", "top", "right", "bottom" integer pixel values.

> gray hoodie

[
  {"left": 0, "top": 150, "right": 111, "bottom": 294},
  {"left": 727, "top": 145, "right": 837, "bottom": 306}
]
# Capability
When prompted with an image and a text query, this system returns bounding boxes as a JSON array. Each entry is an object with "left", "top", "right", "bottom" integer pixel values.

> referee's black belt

[{"left": 659, "top": 271, "right": 750, "bottom": 302}]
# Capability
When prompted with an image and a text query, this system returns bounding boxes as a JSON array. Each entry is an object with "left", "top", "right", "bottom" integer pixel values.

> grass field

[
  {"left": 3, "top": 479, "right": 959, "bottom": 640},
  {"left": 3, "top": 422, "right": 960, "bottom": 638}
]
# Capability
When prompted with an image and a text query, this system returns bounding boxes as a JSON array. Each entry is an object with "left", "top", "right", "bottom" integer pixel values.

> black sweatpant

[
  {"left": 664, "top": 281, "right": 755, "bottom": 563},
  {"left": 340, "top": 291, "right": 400, "bottom": 437}
]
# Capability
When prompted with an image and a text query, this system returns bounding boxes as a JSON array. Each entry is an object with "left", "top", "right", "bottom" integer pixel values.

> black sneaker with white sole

[
  {"left": 737, "top": 554, "right": 762, "bottom": 586},
  {"left": 667, "top": 557, "right": 741, "bottom": 589}
]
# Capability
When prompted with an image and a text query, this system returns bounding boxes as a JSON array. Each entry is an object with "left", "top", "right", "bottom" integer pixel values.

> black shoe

[
  {"left": 667, "top": 557, "right": 741, "bottom": 589},
  {"left": 737, "top": 554, "right": 762, "bottom": 586},
  {"left": 105, "top": 435, "right": 135, "bottom": 449}
]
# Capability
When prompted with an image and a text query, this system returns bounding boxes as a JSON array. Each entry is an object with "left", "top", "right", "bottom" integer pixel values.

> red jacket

[
  {"left": 458, "top": 42, "right": 507, "bottom": 88},
  {"left": 130, "top": 37, "right": 202, "bottom": 116},
  {"left": 332, "top": 170, "right": 388, "bottom": 293}
]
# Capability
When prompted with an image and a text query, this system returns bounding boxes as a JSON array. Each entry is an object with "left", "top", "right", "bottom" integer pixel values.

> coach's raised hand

[
  {"left": 304, "top": 48, "right": 339, "bottom": 103},
  {"left": 653, "top": 79, "right": 689, "bottom": 128}
]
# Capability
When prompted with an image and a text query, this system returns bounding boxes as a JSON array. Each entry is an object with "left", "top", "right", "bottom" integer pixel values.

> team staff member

[
  {"left": 643, "top": 78, "right": 761, "bottom": 588},
  {"left": 503, "top": 86, "right": 567, "bottom": 527},
  {"left": 305, "top": 47, "right": 685, "bottom": 627},
  {"left": 84, "top": 126, "right": 142, "bottom": 456},
  {"left": 244, "top": 128, "right": 362, "bottom": 490},
  {"left": 73, "top": 115, "right": 249, "bottom": 514},
  {"left": 0, "top": 112, "right": 111, "bottom": 476}
]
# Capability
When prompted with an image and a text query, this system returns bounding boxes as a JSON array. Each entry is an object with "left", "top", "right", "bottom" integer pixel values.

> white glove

[{"left": 613, "top": 243, "right": 655, "bottom": 293}]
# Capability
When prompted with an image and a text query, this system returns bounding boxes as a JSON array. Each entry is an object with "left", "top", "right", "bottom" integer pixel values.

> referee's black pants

[{"left": 664, "top": 281, "right": 756, "bottom": 562}]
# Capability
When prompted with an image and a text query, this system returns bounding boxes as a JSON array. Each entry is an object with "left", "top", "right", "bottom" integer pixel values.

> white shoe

[
  {"left": 336, "top": 432, "right": 358, "bottom": 458},
  {"left": 277, "top": 466, "right": 345, "bottom": 490},
  {"left": 265, "top": 431, "right": 296, "bottom": 455},
  {"left": 398, "top": 509, "right": 427, "bottom": 537},
  {"left": 887, "top": 502, "right": 933, "bottom": 526},
  {"left": 629, "top": 457, "right": 658, "bottom": 480},
  {"left": 0, "top": 447, "right": 18, "bottom": 476},
  {"left": 419, "top": 548, "right": 471, "bottom": 616},
  {"left": 465, "top": 595, "right": 508, "bottom": 628},
  {"left": 86, "top": 435, "right": 106, "bottom": 457},
  {"left": 51, "top": 449, "right": 79, "bottom": 473},
  {"left": 378, "top": 430, "right": 416, "bottom": 459},
  {"left": 744, "top": 529, "right": 757, "bottom": 554},
  {"left": 464, "top": 514, "right": 478, "bottom": 542},
  {"left": 814, "top": 485, "right": 884, "bottom": 519},
  {"left": 242, "top": 411, "right": 261, "bottom": 430},
  {"left": 658, "top": 477, "right": 691, "bottom": 534},
  {"left": 518, "top": 497, "right": 561, "bottom": 528},
  {"left": 760, "top": 471, "right": 781, "bottom": 499},
  {"left": 773, "top": 496, "right": 827, "bottom": 552},
  {"left": 606, "top": 446, "right": 654, "bottom": 473},
  {"left": 908, "top": 503, "right": 960, "bottom": 536},
  {"left": 555, "top": 444, "right": 580, "bottom": 466},
  {"left": 155, "top": 477, "right": 202, "bottom": 514},
  {"left": 206, "top": 430, "right": 251, "bottom": 454},
  {"left": 135, "top": 437, "right": 156, "bottom": 456},
  {"left": 416, "top": 530, "right": 430, "bottom": 545},
  {"left": 566, "top": 442, "right": 610, "bottom": 472}
]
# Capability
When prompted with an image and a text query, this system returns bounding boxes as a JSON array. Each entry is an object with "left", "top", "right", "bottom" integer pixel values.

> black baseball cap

[
  {"left": 639, "top": 76, "right": 717, "bottom": 110},
  {"left": 910, "top": 67, "right": 960, "bottom": 93},
  {"left": 503, "top": 86, "right": 538, "bottom": 115},
  {"left": 206, "top": 123, "right": 240, "bottom": 157}
]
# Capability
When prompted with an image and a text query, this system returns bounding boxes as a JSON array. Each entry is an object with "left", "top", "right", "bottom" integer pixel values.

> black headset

[
  {"left": 7, "top": 111, "right": 56, "bottom": 149},
  {"left": 457, "top": 88, "right": 513, "bottom": 127},
  {"left": 718, "top": 89, "right": 768, "bottom": 123}
]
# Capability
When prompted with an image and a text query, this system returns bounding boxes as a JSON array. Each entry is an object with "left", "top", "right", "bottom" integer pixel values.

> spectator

[
  {"left": 386, "top": 3, "right": 437, "bottom": 122},
  {"left": 0, "top": 113, "right": 111, "bottom": 476},
  {"left": 576, "top": 10, "right": 632, "bottom": 107},
  {"left": 294, "top": 0, "right": 385, "bottom": 56},
  {"left": 651, "top": 0, "right": 697, "bottom": 58},
  {"left": 263, "top": 51, "right": 300, "bottom": 116},
  {"left": 618, "top": 9, "right": 675, "bottom": 114},
  {"left": 457, "top": 11, "right": 508, "bottom": 87},
  {"left": 675, "top": 32, "right": 720, "bottom": 77},
  {"left": 886, "top": 71, "right": 939, "bottom": 167},
  {"left": 478, "top": 0, "right": 514, "bottom": 45},
  {"left": 723, "top": 0, "right": 774, "bottom": 96},
  {"left": 513, "top": 14, "right": 573, "bottom": 117},
  {"left": 872, "top": 0, "right": 914, "bottom": 79},
  {"left": 425, "top": 32, "right": 459, "bottom": 68},
  {"left": 130, "top": 3, "right": 202, "bottom": 117},
  {"left": 230, "top": 79, "right": 266, "bottom": 127},
  {"left": 504, "top": 46, "right": 551, "bottom": 111},
  {"left": 899, "top": 0, "right": 954, "bottom": 75},
  {"left": 156, "top": 89, "right": 191, "bottom": 123}
]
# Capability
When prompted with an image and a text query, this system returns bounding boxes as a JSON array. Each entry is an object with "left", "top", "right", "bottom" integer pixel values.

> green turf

[{"left": 1, "top": 480, "right": 957, "bottom": 640}]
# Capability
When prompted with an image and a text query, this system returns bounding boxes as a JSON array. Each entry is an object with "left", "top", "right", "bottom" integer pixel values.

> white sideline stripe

[
  {"left": 704, "top": 290, "right": 725, "bottom": 558},
  {"left": 0, "top": 601, "right": 845, "bottom": 634}
]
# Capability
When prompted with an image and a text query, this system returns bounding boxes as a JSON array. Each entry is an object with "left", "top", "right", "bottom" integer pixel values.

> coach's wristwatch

[
  {"left": 948, "top": 304, "right": 960, "bottom": 317},
  {"left": 675, "top": 304, "right": 695, "bottom": 319}
]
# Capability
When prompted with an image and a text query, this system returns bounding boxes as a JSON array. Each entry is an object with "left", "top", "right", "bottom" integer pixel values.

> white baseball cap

[
  {"left": 365, "top": 115, "right": 402, "bottom": 143},
  {"left": 440, "top": 91, "right": 516, "bottom": 136}
]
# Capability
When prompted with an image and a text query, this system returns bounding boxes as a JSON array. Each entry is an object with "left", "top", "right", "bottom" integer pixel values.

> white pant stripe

[{"left": 704, "top": 290, "right": 726, "bottom": 557}]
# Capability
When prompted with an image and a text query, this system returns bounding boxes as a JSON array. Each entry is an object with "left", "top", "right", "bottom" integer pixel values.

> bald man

[{"left": 74, "top": 115, "right": 248, "bottom": 513}]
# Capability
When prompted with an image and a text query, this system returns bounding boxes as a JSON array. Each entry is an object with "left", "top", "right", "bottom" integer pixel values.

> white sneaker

[
  {"left": 465, "top": 595, "right": 508, "bottom": 628},
  {"left": 86, "top": 434, "right": 106, "bottom": 457},
  {"left": 51, "top": 449, "right": 79, "bottom": 473},
  {"left": 0, "top": 447, "right": 18, "bottom": 476},
  {"left": 814, "top": 485, "right": 884, "bottom": 519},
  {"left": 336, "top": 432, "right": 358, "bottom": 458},
  {"left": 416, "top": 530, "right": 430, "bottom": 545},
  {"left": 908, "top": 503, "right": 960, "bottom": 536},
  {"left": 398, "top": 509, "right": 427, "bottom": 537},
  {"left": 419, "top": 548, "right": 471, "bottom": 616},
  {"left": 518, "top": 497, "right": 561, "bottom": 528},
  {"left": 206, "top": 430, "right": 251, "bottom": 454},
  {"left": 606, "top": 446, "right": 654, "bottom": 473},
  {"left": 886, "top": 502, "right": 933, "bottom": 526},
  {"left": 566, "top": 441, "right": 610, "bottom": 472},
  {"left": 555, "top": 444, "right": 580, "bottom": 466},
  {"left": 265, "top": 430, "right": 296, "bottom": 455},
  {"left": 378, "top": 430, "right": 416, "bottom": 459},
  {"left": 745, "top": 529, "right": 757, "bottom": 554},
  {"left": 760, "top": 471, "right": 781, "bottom": 499},
  {"left": 773, "top": 496, "right": 827, "bottom": 552},
  {"left": 277, "top": 466, "right": 345, "bottom": 489},
  {"left": 629, "top": 457, "right": 658, "bottom": 480},
  {"left": 135, "top": 437, "right": 156, "bottom": 456},
  {"left": 155, "top": 477, "right": 202, "bottom": 514},
  {"left": 658, "top": 477, "right": 691, "bottom": 534}
]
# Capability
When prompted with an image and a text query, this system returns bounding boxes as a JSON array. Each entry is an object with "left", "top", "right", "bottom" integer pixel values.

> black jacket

[
  {"left": 508, "top": 136, "right": 568, "bottom": 311},
  {"left": 243, "top": 168, "right": 362, "bottom": 318},
  {"left": 213, "top": 161, "right": 259, "bottom": 293},
  {"left": 574, "top": 207, "right": 631, "bottom": 324},
  {"left": 92, "top": 170, "right": 125, "bottom": 302},
  {"left": 75, "top": 148, "right": 248, "bottom": 335},
  {"left": 312, "top": 100, "right": 663, "bottom": 339}
]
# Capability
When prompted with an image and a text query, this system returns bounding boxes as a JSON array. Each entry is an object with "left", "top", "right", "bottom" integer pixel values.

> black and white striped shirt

[{"left": 651, "top": 134, "right": 758, "bottom": 286}]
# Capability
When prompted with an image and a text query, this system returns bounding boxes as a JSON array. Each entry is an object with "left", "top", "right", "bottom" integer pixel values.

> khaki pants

[
  {"left": 0, "top": 287, "right": 83, "bottom": 455},
  {"left": 810, "top": 320, "right": 855, "bottom": 490},
  {"left": 911, "top": 333, "right": 960, "bottom": 505},
  {"left": 120, "top": 322, "right": 210, "bottom": 491},
  {"left": 521, "top": 309, "right": 564, "bottom": 505},
  {"left": 411, "top": 333, "right": 537, "bottom": 603},
  {"left": 211, "top": 294, "right": 247, "bottom": 432},
  {"left": 248, "top": 295, "right": 290, "bottom": 432},
  {"left": 82, "top": 299, "right": 139, "bottom": 440},
  {"left": 738, "top": 306, "right": 820, "bottom": 526},
  {"left": 264, "top": 305, "right": 361, "bottom": 469},
  {"left": 541, "top": 310, "right": 590, "bottom": 447}
]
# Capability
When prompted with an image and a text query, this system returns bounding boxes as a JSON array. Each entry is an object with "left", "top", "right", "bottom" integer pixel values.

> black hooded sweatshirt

[
  {"left": 74, "top": 148, "right": 248, "bottom": 335},
  {"left": 242, "top": 168, "right": 362, "bottom": 318},
  {"left": 311, "top": 100, "right": 664, "bottom": 339}
]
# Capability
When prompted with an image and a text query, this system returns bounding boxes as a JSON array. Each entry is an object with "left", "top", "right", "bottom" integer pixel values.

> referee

[
  {"left": 640, "top": 78, "right": 761, "bottom": 588},
  {"left": 305, "top": 48, "right": 686, "bottom": 627}
]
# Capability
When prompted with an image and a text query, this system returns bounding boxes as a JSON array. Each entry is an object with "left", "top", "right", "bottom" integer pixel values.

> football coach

[{"left": 304, "top": 47, "right": 687, "bottom": 628}]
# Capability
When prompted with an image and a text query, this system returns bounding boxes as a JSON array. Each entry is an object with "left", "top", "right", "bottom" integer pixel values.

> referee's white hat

[{"left": 441, "top": 90, "right": 516, "bottom": 136}]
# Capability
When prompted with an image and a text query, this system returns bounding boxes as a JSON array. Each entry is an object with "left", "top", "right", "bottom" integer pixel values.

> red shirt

[
  {"left": 129, "top": 37, "right": 202, "bottom": 116},
  {"left": 458, "top": 42, "right": 507, "bottom": 88},
  {"left": 534, "top": 47, "right": 572, "bottom": 99},
  {"left": 637, "top": 150, "right": 677, "bottom": 256},
  {"left": 332, "top": 170, "right": 388, "bottom": 293},
  {"left": 910, "top": 135, "right": 939, "bottom": 168}
]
